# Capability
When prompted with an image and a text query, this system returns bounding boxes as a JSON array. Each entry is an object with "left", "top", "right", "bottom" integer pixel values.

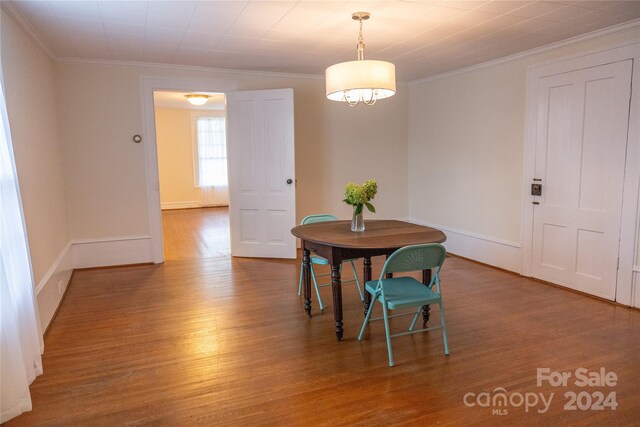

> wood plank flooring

[
  {"left": 162, "top": 207, "right": 230, "bottom": 260},
  {"left": 6, "top": 210, "right": 639, "bottom": 425}
]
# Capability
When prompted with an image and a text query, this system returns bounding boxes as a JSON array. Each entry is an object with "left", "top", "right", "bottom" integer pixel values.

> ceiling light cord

[
  {"left": 357, "top": 18, "right": 365, "bottom": 61},
  {"left": 343, "top": 14, "right": 376, "bottom": 107}
]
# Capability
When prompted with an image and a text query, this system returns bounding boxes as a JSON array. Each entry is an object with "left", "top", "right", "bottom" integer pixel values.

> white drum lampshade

[
  {"left": 325, "top": 12, "right": 396, "bottom": 107},
  {"left": 325, "top": 59, "right": 396, "bottom": 103}
]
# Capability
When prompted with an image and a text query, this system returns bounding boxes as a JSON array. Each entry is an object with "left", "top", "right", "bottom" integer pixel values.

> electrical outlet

[{"left": 58, "top": 280, "right": 64, "bottom": 294}]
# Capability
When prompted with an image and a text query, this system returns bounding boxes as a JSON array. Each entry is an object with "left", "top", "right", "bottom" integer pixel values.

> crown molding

[
  {"left": 408, "top": 18, "right": 640, "bottom": 86},
  {"left": 4, "top": 1, "right": 638, "bottom": 86},
  {"left": 1, "top": 1, "right": 324, "bottom": 81},
  {"left": 1, "top": 2, "right": 56, "bottom": 60},
  {"left": 56, "top": 57, "right": 326, "bottom": 81}
]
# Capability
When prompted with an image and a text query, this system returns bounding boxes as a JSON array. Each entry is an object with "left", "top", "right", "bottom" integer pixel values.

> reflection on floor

[
  {"left": 13, "top": 253, "right": 640, "bottom": 425},
  {"left": 162, "top": 207, "right": 230, "bottom": 260}
]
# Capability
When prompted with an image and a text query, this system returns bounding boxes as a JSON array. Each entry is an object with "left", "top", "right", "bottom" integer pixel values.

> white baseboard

[
  {"left": 161, "top": 201, "right": 229, "bottom": 210},
  {"left": 35, "top": 236, "right": 154, "bottom": 331},
  {"left": 71, "top": 235, "right": 153, "bottom": 269},
  {"left": 35, "top": 242, "right": 73, "bottom": 332},
  {"left": 408, "top": 219, "right": 523, "bottom": 273},
  {"left": 633, "top": 267, "right": 640, "bottom": 308},
  {"left": 161, "top": 201, "right": 201, "bottom": 210}
]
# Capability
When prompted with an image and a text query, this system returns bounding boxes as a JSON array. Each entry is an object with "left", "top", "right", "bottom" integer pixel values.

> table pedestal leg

[
  {"left": 331, "top": 264, "right": 343, "bottom": 341},
  {"left": 363, "top": 257, "right": 372, "bottom": 315},
  {"left": 303, "top": 248, "right": 311, "bottom": 317},
  {"left": 422, "top": 269, "right": 431, "bottom": 326}
]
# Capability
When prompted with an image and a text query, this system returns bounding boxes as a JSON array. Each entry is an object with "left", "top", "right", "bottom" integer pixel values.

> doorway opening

[
  {"left": 153, "top": 90, "right": 230, "bottom": 260},
  {"left": 142, "top": 78, "right": 297, "bottom": 262}
]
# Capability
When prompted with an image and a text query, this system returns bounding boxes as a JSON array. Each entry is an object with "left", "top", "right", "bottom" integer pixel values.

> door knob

[{"left": 286, "top": 179, "right": 293, "bottom": 184}]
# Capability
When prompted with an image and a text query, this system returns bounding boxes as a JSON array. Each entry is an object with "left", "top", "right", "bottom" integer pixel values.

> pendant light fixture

[{"left": 325, "top": 12, "right": 396, "bottom": 107}]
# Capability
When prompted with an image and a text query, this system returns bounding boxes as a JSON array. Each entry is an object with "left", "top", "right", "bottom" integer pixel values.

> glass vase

[{"left": 351, "top": 208, "right": 365, "bottom": 232}]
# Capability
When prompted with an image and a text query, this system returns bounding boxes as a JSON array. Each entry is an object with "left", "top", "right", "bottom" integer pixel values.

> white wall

[
  {"left": 155, "top": 107, "right": 228, "bottom": 209},
  {"left": 409, "top": 64, "right": 525, "bottom": 243},
  {"left": 156, "top": 107, "right": 200, "bottom": 208},
  {"left": 408, "top": 26, "right": 640, "bottom": 278},
  {"left": 1, "top": 10, "right": 72, "bottom": 331},
  {"left": 56, "top": 60, "right": 409, "bottom": 258}
]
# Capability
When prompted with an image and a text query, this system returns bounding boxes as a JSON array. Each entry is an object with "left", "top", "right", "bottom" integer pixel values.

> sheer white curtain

[
  {"left": 0, "top": 69, "right": 43, "bottom": 422},
  {"left": 196, "top": 117, "right": 228, "bottom": 206}
]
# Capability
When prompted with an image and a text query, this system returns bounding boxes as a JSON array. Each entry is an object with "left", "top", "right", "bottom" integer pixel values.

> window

[{"left": 195, "top": 116, "right": 227, "bottom": 187}]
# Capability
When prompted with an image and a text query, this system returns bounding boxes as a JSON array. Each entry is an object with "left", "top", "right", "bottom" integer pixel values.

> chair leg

[
  {"left": 297, "top": 263, "right": 303, "bottom": 296},
  {"left": 409, "top": 305, "right": 422, "bottom": 331},
  {"left": 310, "top": 265, "right": 324, "bottom": 311},
  {"left": 350, "top": 260, "right": 364, "bottom": 301},
  {"left": 382, "top": 302, "right": 394, "bottom": 367},
  {"left": 439, "top": 301, "right": 449, "bottom": 355},
  {"left": 358, "top": 295, "right": 377, "bottom": 341}
]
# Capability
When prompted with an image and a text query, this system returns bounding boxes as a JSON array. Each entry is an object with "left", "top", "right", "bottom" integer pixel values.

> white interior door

[
  {"left": 531, "top": 60, "right": 632, "bottom": 300},
  {"left": 226, "top": 88, "right": 296, "bottom": 259}
]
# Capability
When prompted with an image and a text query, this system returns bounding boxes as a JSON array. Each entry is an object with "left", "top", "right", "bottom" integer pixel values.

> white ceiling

[
  {"left": 4, "top": 1, "right": 640, "bottom": 82},
  {"left": 153, "top": 91, "right": 225, "bottom": 110}
]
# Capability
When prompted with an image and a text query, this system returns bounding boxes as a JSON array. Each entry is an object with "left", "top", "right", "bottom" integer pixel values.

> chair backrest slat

[
  {"left": 301, "top": 214, "right": 337, "bottom": 225},
  {"left": 381, "top": 244, "right": 446, "bottom": 276}
]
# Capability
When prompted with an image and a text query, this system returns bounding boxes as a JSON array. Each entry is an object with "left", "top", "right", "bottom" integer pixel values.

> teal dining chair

[
  {"left": 297, "top": 214, "right": 363, "bottom": 311},
  {"left": 358, "top": 243, "right": 449, "bottom": 367}
]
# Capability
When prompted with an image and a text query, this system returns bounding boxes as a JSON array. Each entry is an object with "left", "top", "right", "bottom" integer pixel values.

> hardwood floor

[
  {"left": 7, "top": 210, "right": 639, "bottom": 425},
  {"left": 162, "top": 207, "right": 230, "bottom": 260}
]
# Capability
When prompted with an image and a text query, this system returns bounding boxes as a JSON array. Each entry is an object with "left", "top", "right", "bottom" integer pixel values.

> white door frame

[
  {"left": 140, "top": 76, "right": 238, "bottom": 263},
  {"left": 522, "top": 42, "right": 640, "bottom": 305}
]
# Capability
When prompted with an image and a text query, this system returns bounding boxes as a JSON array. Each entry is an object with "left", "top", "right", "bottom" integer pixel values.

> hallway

[{"left": 162, "top": 207, "right": 230, "bottom": 260}]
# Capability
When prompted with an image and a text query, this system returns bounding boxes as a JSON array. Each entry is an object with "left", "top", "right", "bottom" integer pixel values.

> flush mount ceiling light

[
  {"left": 325, "top": 12, "right": 396, "bottom": 107},
  {"left": 185, "top": 94, "right": 210, "bottom": 106}
]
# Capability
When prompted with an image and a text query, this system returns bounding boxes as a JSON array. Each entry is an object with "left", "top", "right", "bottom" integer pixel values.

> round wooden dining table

[{"left": 291, "top": 219, "right": 446, "bottom": 341}]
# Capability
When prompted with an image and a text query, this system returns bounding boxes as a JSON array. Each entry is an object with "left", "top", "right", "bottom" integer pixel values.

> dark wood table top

[{"left": 291, "top": 219, "right": 447, "bottom": 249}]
